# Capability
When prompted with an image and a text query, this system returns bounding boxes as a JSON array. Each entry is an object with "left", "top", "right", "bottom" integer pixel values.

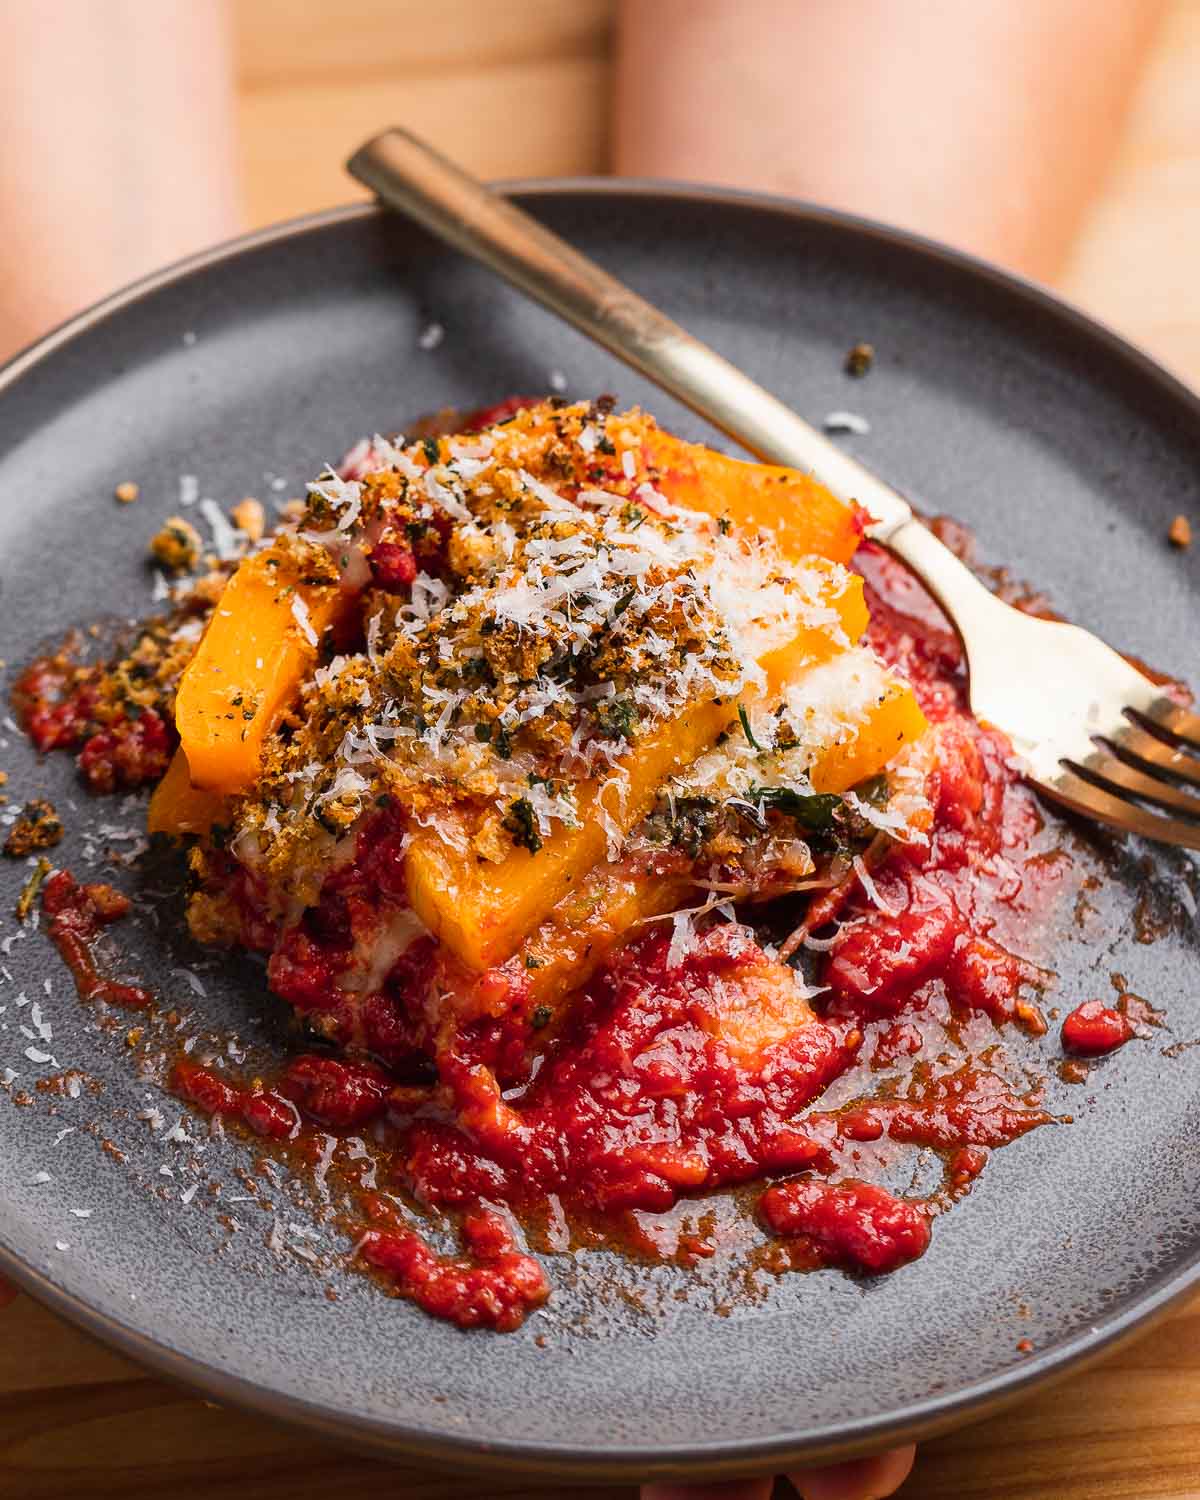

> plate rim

[{"left": 2, "top": 178, "right": 1199, "bottom": 1482}]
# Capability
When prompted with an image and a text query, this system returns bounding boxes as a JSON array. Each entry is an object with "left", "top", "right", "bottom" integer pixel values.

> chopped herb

[
  {"left": 494, "top": 727, "right": 513, "bottom": 760},
  {"left": 747, "top": 786, "right": 843, "bottom": 830},
  {"left": 852, "top": 773, "right": 889, "bottom": 808},
  {"left": 473, "top": 722, "right": 493, "bottom": 743},
  {"left": 503, "top": 798, "right": 542, "bottom": 854},
  {"left": 611, "top": 588, "right": 636, "bottom": 620},
  {"left": 717, "top": 514, "right": 732, "bottom": 536},
  {"left": 15, "top": 856, "right": 51, "bottom": 922},
  {"left": 646, "top": 794, "right": 717, "bottom": 859},
  {"left": 737, "top": 703, "right": 762, "bottom": 751},
  {"left": 524, "top": 955, "right": 545, "bottom": 971},
  {"left": 594, "top": 696, "right": 639, "bottom": 743},
  {"left": 530, "top": 1004, "right": 552, "bottom": 1028},
  {"left": 422, "top": 436, "right": 440, "bottom": 466}
]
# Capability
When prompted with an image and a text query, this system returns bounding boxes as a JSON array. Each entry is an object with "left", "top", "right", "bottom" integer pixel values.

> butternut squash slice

[
  {"left": 173, "top": 548, "right": 343, "bottom": 794},
  {"left": 643, "top": 430, "right": 864, "bottom": 565},
  {"left": 809, "top": 682, "right": 929, "bottom": 795},
  {"left": 147, "top": 746, "right": 228, "bottom": 837},
  {"left": 463, "top": 675, "right": 926, "bottom": 1030},
  {"left": 405, "top": 572, "right": 874, "bottom": 974}
]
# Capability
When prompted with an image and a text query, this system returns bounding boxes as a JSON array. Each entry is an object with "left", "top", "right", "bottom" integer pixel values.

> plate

[{"left": 1, "top": 185, "right": 1199, "bottom": 1484}]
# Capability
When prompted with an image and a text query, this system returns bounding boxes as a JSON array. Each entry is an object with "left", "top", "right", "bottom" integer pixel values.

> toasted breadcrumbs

[
  {"left": 177, "top": 400, "right": 927, "bottom": 932},
  {"left": 4, "top": 798, "right": 64, "bottom": 857},
  {"left": 150, "top": 516, "right": 203, "bottom": 572},
  {"left": 231, "top": 498, "right": 266, "bottom": 541}
]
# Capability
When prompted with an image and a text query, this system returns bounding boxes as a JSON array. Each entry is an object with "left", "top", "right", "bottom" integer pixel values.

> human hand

[{"left": 642, "top": 1443, "right": 915, "bottom": 1500}]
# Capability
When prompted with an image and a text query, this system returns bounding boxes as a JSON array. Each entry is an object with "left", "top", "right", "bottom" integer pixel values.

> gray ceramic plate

[{"left": 1, "top": 185, "right": 1199, "bottom": 1485}]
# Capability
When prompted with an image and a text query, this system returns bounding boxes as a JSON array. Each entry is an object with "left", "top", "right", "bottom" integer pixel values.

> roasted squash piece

[
  {"left": 174, "top": 548, "right": 343, "bottom": 794},
  {"left": 644, "top": 429, "right": 863, "bottom": 565},
  {"left": 405, "top": 572, "right": 869, "bottom": 974},
  {"left": 414, "top": 661, "right": 927, "bottom": 980},
  {"left": 809, "top": 682, "right": 928, "bottom": 794},
  {"left": 516, "top": 684, "right": 925, "bottom": 1012},
  {"left": 694, "top": 952, "right": 818, "bottom": 1064},
  {"left": 466, "top": 872, "right": 818, "bottom": 1060},
  {"left": 147, "top": 747, "right": 228, "bottom": 837},
  {"left": 506, "top": 869, "right": 694, "bottom": 1030}
]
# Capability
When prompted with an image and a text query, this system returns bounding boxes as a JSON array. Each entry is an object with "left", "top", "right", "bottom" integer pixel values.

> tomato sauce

[
  {"left": 1061, "top": 1001, "right": 1133, "bottom": 1056},
  {"left": 760, "top": 1177, "right": 930, "bottom": 1275},
  {"left": 26, "top": 531, "right": 1142, "bottom": 1332},
  {"left": 13, "top": 652, "right": 173, "bottom": 792},
  {"left": 41, "top": 872, "right": 153, "bottom": 1010},
  {"left": 359, "top": 1211, "right": 549, "bottom": 1332}
]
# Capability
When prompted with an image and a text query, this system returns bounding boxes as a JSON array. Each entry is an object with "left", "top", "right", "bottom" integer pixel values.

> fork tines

[{"left": 1051, "top": 699, "right": 1200, "bottom": 849}]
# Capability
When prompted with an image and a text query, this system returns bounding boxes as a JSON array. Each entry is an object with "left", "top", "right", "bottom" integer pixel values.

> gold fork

[{"left": 348, "top": 128, "right": 1200, "bottom": 851}]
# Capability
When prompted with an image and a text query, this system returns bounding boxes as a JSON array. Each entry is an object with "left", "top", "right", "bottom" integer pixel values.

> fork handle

[{"left": 348, "top": 128, "right": 918, "bottom": 540}]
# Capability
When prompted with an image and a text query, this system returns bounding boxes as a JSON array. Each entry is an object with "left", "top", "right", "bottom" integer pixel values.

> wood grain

[
  {"left": 227, "top": 0, "right": 1200, "bottom": 398},
  {"left": 6, "top": 1, "right": 1200, "bottom": 1496},
  {"left": 232, "top": 0, "right": 613, "bottom": 228},
  {"left": 2, "top": 1290, "right": 1199, "bottom": 1499}
]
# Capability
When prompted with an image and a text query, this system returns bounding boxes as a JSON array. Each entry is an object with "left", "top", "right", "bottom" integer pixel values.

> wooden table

[
  {"left": 6, "top": 2, "right": 1200, "bottom": 1495},
  {"left": 3, "top": 1286, "right": 1199, "bottom": 1498}
]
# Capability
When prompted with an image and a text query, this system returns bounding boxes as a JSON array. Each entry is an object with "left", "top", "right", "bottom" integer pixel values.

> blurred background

[{"left": 1, "top": 0, "right": 1197, "bottom": 383}]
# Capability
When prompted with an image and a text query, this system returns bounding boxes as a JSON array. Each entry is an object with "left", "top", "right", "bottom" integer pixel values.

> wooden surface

[
  {"left": 230, "top": 0, "right": 1200, "bottom": 392},
  {"left": 7, "top": 2, "right": 1200, "bottom": 1497},
  {"left": 3, "top": 1287, "right": 1200, "bottom": 1499}
]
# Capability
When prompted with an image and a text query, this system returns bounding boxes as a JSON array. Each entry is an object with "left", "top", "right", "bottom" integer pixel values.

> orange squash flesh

[
  {"left": 467, "top": 679, "right": 927, "bottom": 1025},
  {"left": 809, "top": 682, "right": 929, "bottom": 795},
  {"left": 147, "top": 747, "right": 228, "bottom": 837},
  {"left": 644, "top": 430, "right": 863, "bottom": 566},
  {"left": 404, "top": 572, "right": 870, "bottom": 974},
  {"left": 173, "top": 549, "right": 343, "bottom": 794}
]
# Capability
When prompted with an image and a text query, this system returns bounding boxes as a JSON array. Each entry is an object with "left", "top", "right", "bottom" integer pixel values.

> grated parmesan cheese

[
  {"left": 824, "top": 410, "right": 871, "bottom": 435},
  {"left": 666, "top": 909, "right": 697, "bottom": 969},
  {"left": 290, "top": 594, "right": 318, "bottom": 647},
  {"left": 198, "top": 498, "right": 242, "bottom": 561},
  {"left": 853, "top": 855, "right": 899, "bottom": 915}
]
